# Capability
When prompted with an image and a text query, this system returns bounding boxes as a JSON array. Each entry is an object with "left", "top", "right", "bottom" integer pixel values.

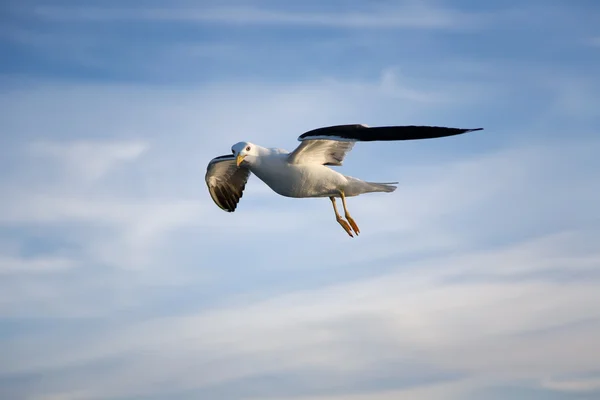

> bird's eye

[{"left": 246, "top": 146, "right": 251, "bottom": 151}]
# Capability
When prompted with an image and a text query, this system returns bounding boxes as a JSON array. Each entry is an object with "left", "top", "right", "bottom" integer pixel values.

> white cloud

[
  {"left": 2, "top": 93, "right": 599, "bottom": 396},
  {"left": 541, "top": 376, "right": 600, "bottom": 393},
  {"left": 30, "top": 140, "right": 148, "bottom": 180},
  {"left": 1, "top": 59, "right": 599, "bottom": 400},
  {"left": 248, "top": 379, "right": 479, "bottom": 400},
  {"left": 3, "top": 227, "right": 599, "bottom": 399},
  {"left": 379, "top": 67, "right": 458, "bottom": 103},
  {"left": 30, "top": 4, "right": 482, "bottom": 30},
  {"left": 33, "top": 392, "right": 92, "bottom": 400},
  {"left": 0, "top": 255, "right": 75, "bottom": 275}
]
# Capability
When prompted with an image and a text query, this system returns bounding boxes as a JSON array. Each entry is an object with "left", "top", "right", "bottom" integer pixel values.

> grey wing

[
  {"left": 288, "top": 124, "right": 483, "bottom": 165},
  {"left": 205, "top": 155, "right": 251, "bottom": 212},
  {"left": 287, "top": 139, "right": 355, "bottom": 166}
]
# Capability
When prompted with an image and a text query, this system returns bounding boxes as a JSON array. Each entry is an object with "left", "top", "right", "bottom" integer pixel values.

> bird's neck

[
  {"left": 245, "top": 147, "right": 281, "bottom": 172},
  {"left": 254, "top": 145, "right": 270, "bottom": 156},
  {"left": 243, "top": 146, "right": 270, "bottom": 169}
]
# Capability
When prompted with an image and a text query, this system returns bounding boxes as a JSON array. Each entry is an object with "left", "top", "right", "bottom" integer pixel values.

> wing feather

[
  {"left": 298, "top": 124, "right": 483, "bottom": 142},
  {"left": 288, "top": 124, "right": 482, "bottom": 165},
  {"left": 205, "top": 155, "right": 251, "bottom": 212},
  {"left": 287, "top": 140, "right": 355, "bottom": 166}
]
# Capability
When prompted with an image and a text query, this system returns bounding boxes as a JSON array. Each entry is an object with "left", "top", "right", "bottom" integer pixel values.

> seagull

[{"left": 205, "top": 124, "right": 482, "bottom": 237}]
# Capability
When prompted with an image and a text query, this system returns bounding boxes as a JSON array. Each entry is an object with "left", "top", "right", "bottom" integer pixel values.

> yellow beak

[{"left": 236, "top": 154, "right": 246, "bottom": 167}]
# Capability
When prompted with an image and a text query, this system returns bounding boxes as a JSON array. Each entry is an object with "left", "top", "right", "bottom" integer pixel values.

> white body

[
  {"left": 248, "top": 151, "right": 347, "bottom": 198},
  {"left": 242, "top": 146, "right": 394, "bottom": 198}
]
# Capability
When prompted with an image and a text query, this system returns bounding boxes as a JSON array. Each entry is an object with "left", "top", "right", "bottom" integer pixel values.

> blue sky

[{"left": 1, "top": 1, "right": 600, "bottom": 399}]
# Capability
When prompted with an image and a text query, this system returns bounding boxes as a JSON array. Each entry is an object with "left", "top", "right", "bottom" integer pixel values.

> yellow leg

[
  {"left": 340, "top": 191, "right": 360, "bottom": 235},
  {"left": 330, "top": 196, "right": 354, "bottom": 238}
]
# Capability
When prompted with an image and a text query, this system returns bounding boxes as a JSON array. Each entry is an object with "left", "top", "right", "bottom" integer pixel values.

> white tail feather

[{"left": 343, "top": 176, "right": 397, "bottom": 196}]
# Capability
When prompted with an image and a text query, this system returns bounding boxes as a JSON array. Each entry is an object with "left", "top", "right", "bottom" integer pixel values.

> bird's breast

[
  {"left": 250, "top": 159, "right": 301, "bottom": 197},
  {"left": 250, "top": 159, "right": 344, "bottom": 198}
]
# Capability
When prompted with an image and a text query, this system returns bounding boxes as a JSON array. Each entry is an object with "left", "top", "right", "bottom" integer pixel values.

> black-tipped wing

[
  {"left": 288, "top": 124, "right": 483, "bottom": 165},
  {"left": 298, "top": 124, "right": 483, "bottom": 142},
  {"left": 205, "top": 155, "right": 251, "bottom": 212}
]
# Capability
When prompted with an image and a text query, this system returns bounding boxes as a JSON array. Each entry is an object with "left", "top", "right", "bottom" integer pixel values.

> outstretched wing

[
  {"left": 288, "top": 124, "right": 483, "bottom": 165},
  {"left": 205, "top": 155, "right": 251, "bottom": 212},
  {"left": 287, "top": 138, "right": 355, "bottom": 166}
]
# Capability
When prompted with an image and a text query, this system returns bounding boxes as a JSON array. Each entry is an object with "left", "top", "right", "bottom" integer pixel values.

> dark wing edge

[
  {"left": 298, "top": 124, "right": 483, "bottom": 142},
  {"left": 205, "top": 155, "right": 251, "bottom": 212}
]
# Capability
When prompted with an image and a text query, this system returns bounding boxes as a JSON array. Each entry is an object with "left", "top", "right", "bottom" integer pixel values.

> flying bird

[{"left": 205, "top": 124, "right": 482, "bottom": 237}]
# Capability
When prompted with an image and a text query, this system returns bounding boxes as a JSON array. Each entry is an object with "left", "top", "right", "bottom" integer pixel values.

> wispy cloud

[
  {"left": 0, "top": 255, "right": 75, "bottom": 275},
  {"left": 30, "top": 4, "right": 482, "bottom": 30},
  {"left": 1, "top": 1, "right": 600, "bottom": 399},
  {"left": 1, "top": 73, "right": 599, "bottom": 399},
  {"left": 1, "top": 80, "right": 599, "bottom": 399},
  {"left": 541, "top": 376, "right": 600, "bottom": 393},
  {"left": 3, "top": 227, "right": 599, "bottom": 398},
  {"left": 30, "top": 140, "right": 147, "bottom": 180}
]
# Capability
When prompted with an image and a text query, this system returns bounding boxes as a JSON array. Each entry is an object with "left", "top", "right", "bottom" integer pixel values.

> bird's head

[{"left": 231, "top": 142, "right": 258, "bottom": 167}]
